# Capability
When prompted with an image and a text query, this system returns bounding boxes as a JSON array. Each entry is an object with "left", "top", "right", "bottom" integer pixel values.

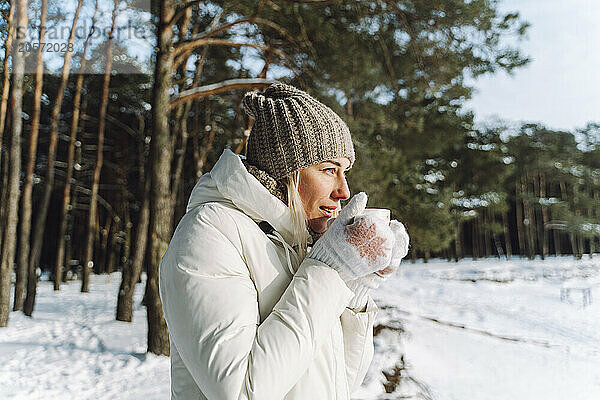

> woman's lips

[{"left": 319, "top": 206, "right": 338, "bottom": 217}]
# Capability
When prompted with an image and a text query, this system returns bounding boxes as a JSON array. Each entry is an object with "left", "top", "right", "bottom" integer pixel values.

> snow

[
  {"left": 356, "top": 256, "right": 600, "bottom": 400},
  {"left": 0, "top": 274, "right": 170, "bottom": 400},
  {"left": 1, "top": 257, "right": 599, "bottom": 399}
]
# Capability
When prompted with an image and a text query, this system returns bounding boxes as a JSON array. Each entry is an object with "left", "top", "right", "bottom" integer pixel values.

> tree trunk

[
  {"left": 0, "top": 0, "right": 26, "bottom": 327},
  {"left": 54, "top": 0, "right": 98, "bottom": 291},
  {"left": 0, "top": 1, "right": 16, "bottom": 256},
  {"left": 117, "top": 174, "right": 150, "bottom": 322},
  {"left": 472, "top": 219, "right": 478, "bottom": 260},
  {"left": 522, "top": 176, "right": 535, "bottom": 260},
  {"left": 553, "top": 182, "right": 562, "bottom": 256},
  {"left": 192, "top": 102, "right": 202, "bottom": 178},
  {"left": 105, "top": 217, "right": 120, "bottom": 275},
  {"left": 483, "top": 212, "right": 491, "bottom": 257},
  {"left": 539, "top": 173, "right": 549, "bottom": 259},
  {"left": 171, "top": 102, "right": 190, "bottom": 224},
  {"left": 16, "top": 0, "right": 47, "bottom": 312},
  {"left": 515, "top": 179, "right": 525, "bottom": 256},
  {"left": 146, "top": 0, "right": 176, "bottom": 356},
  {"left": 30, "top": 0, "right": 83, "bottom": 279},
  {"left": 0, "top": 152, "right": 8, "bottom": 250},
  {"left": 65, "top": 95, "right": 89, "bottom": 274},
  {"left": 82, "top": 0, "right": 117, "bottom": 292},
  {"left": 533, "top": 172, "right": 544, "bottom": 260},
  {"left": 553, "top": 229, "right": 561, "bottom": 256},
  {"left": 559, "top": 181, "right": 577, "bottom": 259},
  {"left": 592, "top": 190, "right": 599, "bottom": 258},
  {"left": 171, "top": 6, "right": 192, "bottom": 224},
  {"left": 95, "top": 214, "right": 112, "bottom": 275},
  {"left": 502, "top": 212, "right": 512, "bottom": 259},
  {"left": 454, "top": 221, "right": 462, "bottom": 262},
  {"left": 0, "top": 0, "right": 15, "bottom": 161}
]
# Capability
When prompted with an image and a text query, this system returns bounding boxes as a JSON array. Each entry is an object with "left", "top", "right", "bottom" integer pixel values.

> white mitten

[
  {"left": 346, "top": 273, "right": 384, "bottom": 310},
  {"left": 307, "top": 192, "right": 395, "bottom": 282},
  {"left": 347, "top": 220, "right": 410, "bottom": 310},
  {"left": 376, "top": 220, "right": 409, "bottom": 275}
]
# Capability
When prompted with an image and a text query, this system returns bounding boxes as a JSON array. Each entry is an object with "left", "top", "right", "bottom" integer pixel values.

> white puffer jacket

[{"left": 159, "top": 149, "right": 378, "bottom": 400}]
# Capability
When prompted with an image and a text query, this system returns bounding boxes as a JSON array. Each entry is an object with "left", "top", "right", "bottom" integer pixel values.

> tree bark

[
  {"left": 117, "top": 172, "right": 150, "bottom": 322},
  {"left": 559, "top": 180, "right": 577, "bottom": 259},
  {"left": 533, "top": 172, "right": 544, "bottom": 260},
  {"left": 16, "top": 0, "right": 47, "bottom": 313},
  {"left": 502, "top": 212, "right": 512, "bottom": 259},
  {"left": 197, "top": 104, "right": 216, "bottom": 175},
  {"left": 553, "top": 228, "right": 561, "bottom": 256},
  {"left": 0, "top": 0, "right": 26, "bottom": 327},
  {"left": 82, "top": 0, "right": 117, "bottom": 292},
  {"left": 146, "top": 0, "right": 176, "bottom": 355},
  {"left": 539, "top": 173, "right": 549, "bottom": 259},
  {"left": 94, "top": 214, "right": 112, "bottom": 275},
  {"left": 64, "top": 97, "right": 88, "bottom": 279},
  {"left": 0, "top": 0, "right": 15, "bottom": 160},
  {"left": 454, "top": 221, "right": 462, "bottom": 262},
  {"left": 522, "top": 176, "right": 535, "bottom": 259},
  {"left": 0, "top": 0, "right": 16, "bottom": 254},
  {"left": 483, "top": 212, "right": 491, "bottom": 257},
  {"left": 472, "top": 219, "right": 478, "bottom": 260},
  {"left": 105, "top": 216, "right": 120, "bottom": 275},
  {"left": 30, "top": 0, "right": 83, "bottom": 281},
  {"left": 115, "top": 114, "right": 146, "bottom": 322},
  {"left": 54, "top": 0, "right": 98, "bottom": 291},
  {"left": 170, "top": 7, "right": 193, "bottom": 224},
  {"left": 592, "top": 190, "right": 599, "bottom": 258},
  {"left": 515, "top": 179, "right": 525, "bottom": 256}
]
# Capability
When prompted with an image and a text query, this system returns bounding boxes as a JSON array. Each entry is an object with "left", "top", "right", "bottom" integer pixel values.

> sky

[
  {"left": 466, "top": 0, "right": 600, "bottom": 132},
  {"left": 27, "top": 0, "right": 599, "bottom": 132}
]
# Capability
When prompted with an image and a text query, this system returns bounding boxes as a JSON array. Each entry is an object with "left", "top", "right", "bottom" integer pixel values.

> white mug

[{"left": 356, "top": 208, "right": 391, "bottom": 224}]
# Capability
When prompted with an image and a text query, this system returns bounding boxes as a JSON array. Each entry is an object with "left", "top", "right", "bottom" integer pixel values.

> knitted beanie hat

[{"left": 243, "top": 83, "right": 355, "bottom": 180}]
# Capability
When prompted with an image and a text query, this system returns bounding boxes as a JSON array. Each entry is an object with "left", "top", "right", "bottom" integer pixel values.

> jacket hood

[{"left": 187, "top": 149, "right": 299, "bottom": 245}]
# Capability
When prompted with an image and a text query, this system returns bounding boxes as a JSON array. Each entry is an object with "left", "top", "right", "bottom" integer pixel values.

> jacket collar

[{"left": 187, "top": 149, "right": 299, "bottom": 245}]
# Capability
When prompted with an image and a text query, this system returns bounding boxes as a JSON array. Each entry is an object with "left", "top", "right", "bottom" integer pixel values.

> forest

[{"left": 1, "top": 0, "right": 599, "bottom": 356}]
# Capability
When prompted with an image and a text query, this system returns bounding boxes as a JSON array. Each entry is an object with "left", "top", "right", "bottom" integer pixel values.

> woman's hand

[
  {"left": 346, "top": 220, "right": 409, "bottom": 309},
  {"left": 376, "top": 220, "right": 409, "bottom": 275},
  {"left": 307, "top": 192, "right": 396, "bottom": 282}
]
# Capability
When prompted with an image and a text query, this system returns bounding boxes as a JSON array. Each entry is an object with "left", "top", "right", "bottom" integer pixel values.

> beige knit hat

[{"left": 243, "top": 83, "right": 355, "bottom": 180}]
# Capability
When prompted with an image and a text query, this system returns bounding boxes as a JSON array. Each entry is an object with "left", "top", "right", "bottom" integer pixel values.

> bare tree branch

[
  {"left": 171, "top": 9, "right": 224, "bottom": 72},
  {"left": 175, "top": 16, "right": 301, "bottom": 60},
  {"left": 174, "top": 17, "right": 255, "bottom": 55},
  {"left": 170, "top": 78, "right": 278, "bottom": 108},
  {"left": 173, "top": 38, "right": 294, "bottom": 71},
  {"left": 168, "top": 0, "right": 201, "bottom": 26},
  {"left": 178, "top": 0, "right": 265, "bottom": 46},
  {"left": 276, "top": 0, "right": 341, "bottom": 4}
]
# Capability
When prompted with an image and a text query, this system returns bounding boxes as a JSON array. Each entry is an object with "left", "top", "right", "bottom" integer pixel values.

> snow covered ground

[
  {"left": 1, "top": 256, "right": 599, "bottom": 399},
  {"left": 0, "top": 274, "right": 170, "bottom": 400},
  {"left": 356, "top": 256, "right": 600, "bottom": 400}
]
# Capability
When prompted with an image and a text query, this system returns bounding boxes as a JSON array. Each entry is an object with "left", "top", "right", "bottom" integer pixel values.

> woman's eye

[{"left": 323, "top": 168, "right": 336, "bottom": 174}]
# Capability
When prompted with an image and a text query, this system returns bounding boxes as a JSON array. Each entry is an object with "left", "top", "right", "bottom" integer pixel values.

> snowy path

[{"left": 1, "top": 257, "right": 599, "bottom": 399}]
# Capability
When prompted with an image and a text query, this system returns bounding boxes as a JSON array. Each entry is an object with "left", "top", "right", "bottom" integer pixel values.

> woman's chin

[{"left": 308, "top": 217, "right": 330, "bottom": 233}]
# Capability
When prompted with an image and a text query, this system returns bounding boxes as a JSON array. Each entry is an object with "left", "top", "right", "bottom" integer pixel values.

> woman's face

[{"left": 298, "top": 157, "right": 351, "bottom": 233}]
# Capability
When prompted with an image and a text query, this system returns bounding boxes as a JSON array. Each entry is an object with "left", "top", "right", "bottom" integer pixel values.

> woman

[{"left": 159, "top": 84, "right": 409, "bottom": 399}]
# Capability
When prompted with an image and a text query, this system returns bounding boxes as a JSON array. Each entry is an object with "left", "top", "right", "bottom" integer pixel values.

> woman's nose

[{"left": 332, "top": 176, "right": 350, "bottom": 201}]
